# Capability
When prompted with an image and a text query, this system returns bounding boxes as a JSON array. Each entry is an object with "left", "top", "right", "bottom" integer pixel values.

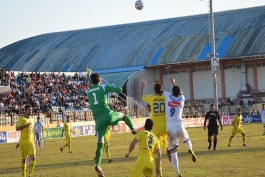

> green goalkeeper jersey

[{"left": 87, "top": 84, "right": 122, "bottom": 119}]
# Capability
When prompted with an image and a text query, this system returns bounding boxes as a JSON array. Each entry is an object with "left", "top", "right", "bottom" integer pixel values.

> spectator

[
  {"left": 248, "top": 99, "right": 252, "bottom": 107},
  {"left": 133, "top": 103, "right": 138, "bottom": 117},
  {"left": 240, "top": 100, "right": 244, "bottom": 109}
]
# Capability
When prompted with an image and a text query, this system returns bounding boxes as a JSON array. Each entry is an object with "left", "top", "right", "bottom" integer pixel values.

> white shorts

[
  {"left": 167, "top": 123, "right": 190, "bottom": 150},
  {"left": 35, "top": 132, "right": 43, "bottom": 140}
]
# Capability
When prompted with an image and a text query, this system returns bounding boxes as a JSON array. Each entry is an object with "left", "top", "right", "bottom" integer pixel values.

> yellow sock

[
  {"left": 243, "top": 136, "right": 246, "bottom": 144},
  {"left": 68, "top": 143, "right": 71, "bottom": 152},
  {"left": 21, "top": 163, "right": 26, "bottom": 177},
  {"left": 62, "top": 143, "right": 68, "bottom": 149},
  {"left": 104, "top": 143, "right": 110, "bottom": 159},
  {"left": 28, "top": 160, "right": 36, "bottom": 177},
  {"left": 229, "top": 137, "right": 232, "bottom": 144}
]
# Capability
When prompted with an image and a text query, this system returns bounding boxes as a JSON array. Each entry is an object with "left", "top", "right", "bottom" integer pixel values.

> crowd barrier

[{"left": 0, "top": 114, "right": 261, "bottom": 145}]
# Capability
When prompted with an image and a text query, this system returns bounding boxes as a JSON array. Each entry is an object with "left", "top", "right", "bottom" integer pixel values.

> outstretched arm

[
  {"left": 125, "top": 138, "right": 138, "bottom": 158},
  {"left": 170, "top": 78, "right": 177, "bottom": 86}
]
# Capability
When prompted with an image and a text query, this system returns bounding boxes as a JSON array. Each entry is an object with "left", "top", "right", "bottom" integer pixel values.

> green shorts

[{"left": 95, "top": 110, "right": 122, "bottom": 143}]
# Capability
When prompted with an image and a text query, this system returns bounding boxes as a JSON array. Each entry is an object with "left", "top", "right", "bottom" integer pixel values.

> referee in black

[{"left": 204, "top": 104, "right": 223, "bottom": 151}]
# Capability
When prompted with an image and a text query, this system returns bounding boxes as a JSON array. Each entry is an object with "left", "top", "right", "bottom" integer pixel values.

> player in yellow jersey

[
  {"left": 104, "top": 126, "right": 113, "bottom": 163},
  {"left": 125, "top": 119, "right": 161, "bottom": 177},
  {"left": 228, "top": 108, "right": 246, "bottom": 146},
  {"left": 142, "top": 80, "right": 167, "bottom": 150},
  {"left": 16, "top": 105, "right": 36, "bottom": 177},
  {"left": 60, "top": 116, "right": 75, "bottom": 153}
]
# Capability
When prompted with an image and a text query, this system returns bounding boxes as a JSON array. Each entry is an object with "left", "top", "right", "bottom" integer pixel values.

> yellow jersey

[
  {"left": 17, "top": 116, "right": 34, "bottom": 144},
  {"left": 142, "top": 94, "right": 166, "bottom": 126},
  {"left": 232, "top": 114, "right": 243, "bottom": 128},
  {"left": 135, "top": 130, "right": 160, "bottom": 168},
  {"left": 64, "top": 122, "right": 71, "bottom": 136}
]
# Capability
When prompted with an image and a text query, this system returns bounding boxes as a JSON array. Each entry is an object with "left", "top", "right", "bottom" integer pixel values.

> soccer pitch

[{"left": 0, "top": 123, "right": 265, "bottom": 177}]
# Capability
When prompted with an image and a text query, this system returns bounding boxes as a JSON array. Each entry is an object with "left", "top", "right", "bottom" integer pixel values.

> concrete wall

[
  {"left": 257, "top": 66, "right": 265, "bottom": 90},
  {"left": 224, "top": 68, "right": 241, "bottom": 98},
  {"left": 125, "top": 64, "right": 265, "bottom": 102}
]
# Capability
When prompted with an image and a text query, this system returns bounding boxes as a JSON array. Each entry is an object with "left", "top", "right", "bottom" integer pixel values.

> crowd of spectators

[{"left": 0, "top": 67, "right": 90, "bottom": 115}]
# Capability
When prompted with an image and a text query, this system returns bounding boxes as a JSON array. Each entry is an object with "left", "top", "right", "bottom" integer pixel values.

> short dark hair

[
  {"left": 144, "top": 119, "right": 153, "bottom": 131},
  {"left": 154, "top": 83, "right": 163, "bottom": 95},
  {"left": 90, "top": 73, "right": 100, "bottom": 84},
  {"left": 237, "top": 108, "right": 242, "bottom": 111},
  {"left": 25, "top": 105, "right": 32, "bottom": 110},
  {"left": 172, "top": 86, "right": 182, "bottom": 97}
]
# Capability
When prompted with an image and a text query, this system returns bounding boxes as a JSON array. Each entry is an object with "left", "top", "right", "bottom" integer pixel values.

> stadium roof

[{"left": 0, "top": 5, "right": 264, "bottom": 73}]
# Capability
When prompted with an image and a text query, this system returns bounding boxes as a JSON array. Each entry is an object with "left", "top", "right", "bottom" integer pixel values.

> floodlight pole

[
  {"left": 165, "top": 66, "right": 170, "bottom": 91},
  {"left": 209, "top": 0, "right": 219, "bottom": 110}
]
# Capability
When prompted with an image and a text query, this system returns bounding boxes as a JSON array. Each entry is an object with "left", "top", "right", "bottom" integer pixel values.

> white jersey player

[
  {"left": 34, "top": 117, "right": 44, "bottom": 148},
  {"left": 259, "top": 104, "right": 265, "bottom": 135},
  {"left": 162, "top": 78, "right": 197, "bottom": 177}
]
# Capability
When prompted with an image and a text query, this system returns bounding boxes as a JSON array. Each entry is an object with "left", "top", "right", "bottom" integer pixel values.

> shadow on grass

[
  {"left": 0, "top": 155, "right": 138, "bottom": 175},
  {"left": 176, "top": 145, "right": 264, "bottom": 158}
]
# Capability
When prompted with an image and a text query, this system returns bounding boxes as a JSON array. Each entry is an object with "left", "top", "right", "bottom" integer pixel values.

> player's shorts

[
  {"left": 129, "top": 163, "right": 153, "bottom": 177},
  {"left": 95, "top": 110, "right": 122, "bottom": 143},
  {"left": 167, "top": 123, "right": 190, "bottom": 150},
  {"left": 20, "top": 143, "right": 35, "bottom": 159},
  {"left": 231, "top": 127, "right": 245, "bottom": 136},
  {"left": 207, "top": 127, "right": 218, "bottom": 136},
  {"left": 65, "top": 134, "right": 71, "bottom": 143},
  {"left": 153, "top": 125, "right": 167, "bottom": 149},
  {"left": 35, "top": 132, "right": 43, "bottom": 140}
]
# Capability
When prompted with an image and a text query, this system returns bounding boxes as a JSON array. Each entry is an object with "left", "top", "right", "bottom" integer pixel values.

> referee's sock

[{"left": 213, "top": 139, "right": 217, "bottom": 149}]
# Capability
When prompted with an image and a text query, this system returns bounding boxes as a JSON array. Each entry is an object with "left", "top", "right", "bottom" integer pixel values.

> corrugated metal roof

[
  {"left": 0, "top": 6, "right": 264, "bottom": 72},
  {"left": 100, "top": 71, "right": 138, "bottom": 87}
]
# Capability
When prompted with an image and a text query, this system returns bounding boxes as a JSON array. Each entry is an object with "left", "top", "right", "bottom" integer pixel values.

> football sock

[
  {"left": 40, "top": 139, "right": 43, "bottom": 148},
  {"left": 208, "top": 139, "right": 211, "bottom": 146},
  {"left": 104, "top": 143, "right": 110, "bottom": 159},
  {"left": 213, "top": 139, "right": 217, "bottom": 149},
  {"left": 123, "top": 115, "right": 134, "bottom": 130},
  {"left": 28, "top": 160, "right": 36, "bottom": 177},
  {"left": 242, "top": 136, "right": 246, "bottom": 144},
  {"left": 62, "top": 143, "right": 68, "bottom": 149},
  {"left": 171, "top": 153, "right": 180, "bottom": 175},
  {"left": 21, "top": 163, "right": 26, "bottom": 177},
  {"left": 184, "top": 139, "right": 192, "bottom": 149},
  {"left": 68, "top": 143, "right": 71, "bottom": 152},
  {"left": 95, "top": 143, "right": 104, "bottom": 167},
  {"left": 229, "top": 137, "right": 232, "bottom": 144}
]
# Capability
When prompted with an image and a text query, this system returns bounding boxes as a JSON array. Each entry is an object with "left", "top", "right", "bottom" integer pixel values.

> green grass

[{"left": 1, "top": 123, "right": 265, "bottom": 177}]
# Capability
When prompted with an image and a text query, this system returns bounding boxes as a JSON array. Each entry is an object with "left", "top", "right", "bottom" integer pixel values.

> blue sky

[{"left": 0, "top": 0, "right": 264, "bottom": 49}]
